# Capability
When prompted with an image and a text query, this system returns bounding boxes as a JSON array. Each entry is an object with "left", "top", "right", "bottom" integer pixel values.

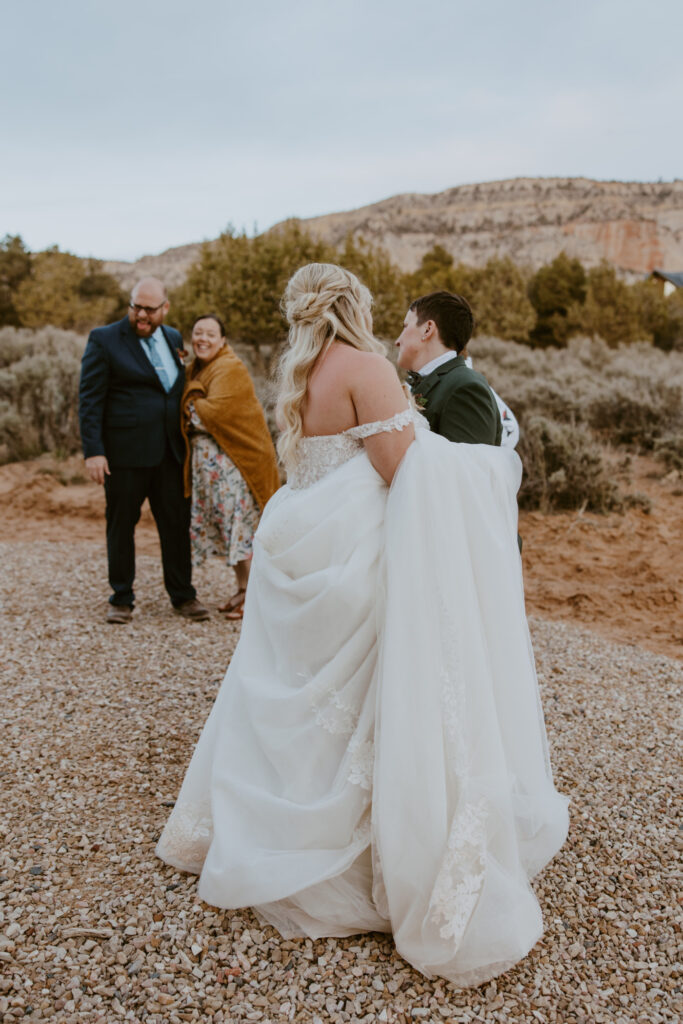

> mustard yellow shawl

[{"left": 182, "top": 345, "right": 280, "bottom": 510}]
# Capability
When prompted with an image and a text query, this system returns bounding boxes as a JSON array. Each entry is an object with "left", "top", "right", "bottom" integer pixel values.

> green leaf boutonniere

[{"left": 414, "top": 394, "right": 428, "bottom": 410}]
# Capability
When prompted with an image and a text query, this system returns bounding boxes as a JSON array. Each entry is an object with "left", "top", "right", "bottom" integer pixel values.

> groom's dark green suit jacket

[{"left": 412, "top": 355, "right": 502, "bottom": 446}]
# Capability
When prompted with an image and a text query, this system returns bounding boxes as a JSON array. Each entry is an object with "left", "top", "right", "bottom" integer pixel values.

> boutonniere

[{"left": 414, "top": 394, "right": 428, "bottom": 410}]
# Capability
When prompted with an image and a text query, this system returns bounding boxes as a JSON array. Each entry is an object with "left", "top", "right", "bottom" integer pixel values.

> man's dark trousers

[{"left": 105, "top": 444, "right": 193, "bottom": 608}]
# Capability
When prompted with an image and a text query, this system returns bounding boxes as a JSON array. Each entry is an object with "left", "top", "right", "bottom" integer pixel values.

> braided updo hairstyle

[{"left": 276, "top": 263, "right": 385, "bottom": 471}]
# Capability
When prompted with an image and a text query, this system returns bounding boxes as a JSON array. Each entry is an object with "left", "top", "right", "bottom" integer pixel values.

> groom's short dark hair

[{"left": 410, "top": 291, "right": 474, "bottom": 353}]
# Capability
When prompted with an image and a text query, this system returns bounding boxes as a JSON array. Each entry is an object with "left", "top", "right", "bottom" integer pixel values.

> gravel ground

[{"left": 1, "top": 541, "right": 681, "bottom": 1024}]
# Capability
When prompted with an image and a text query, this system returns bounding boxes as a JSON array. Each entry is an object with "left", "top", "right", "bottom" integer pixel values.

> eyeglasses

[{"left": 129, "top": 301, "right": 165, "bottom": 316}]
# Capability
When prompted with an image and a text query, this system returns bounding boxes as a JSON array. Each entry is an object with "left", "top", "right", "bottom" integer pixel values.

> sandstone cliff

[
  {"left": 105, "top": 177, "right": 683, "bottom": 289},
  {"left": 293, "top": 177, "right": 683, "bottom": 277},
  {"left": 104, "top": 242, "right": 203, "bottom": 292}
]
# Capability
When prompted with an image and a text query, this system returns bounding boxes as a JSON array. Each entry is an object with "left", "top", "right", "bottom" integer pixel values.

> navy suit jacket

[{"left": 79, "top": 316, "right": 186, "bottom": 468}]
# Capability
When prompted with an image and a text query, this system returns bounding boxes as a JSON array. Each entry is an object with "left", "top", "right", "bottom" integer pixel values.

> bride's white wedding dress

[{"left": 157, "top": 408, "right": 568, "bottom": 986}]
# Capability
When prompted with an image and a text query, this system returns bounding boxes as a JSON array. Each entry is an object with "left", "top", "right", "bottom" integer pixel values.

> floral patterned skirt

[{"left": 189, "top": 434, "right": 260, "bottom": 567}]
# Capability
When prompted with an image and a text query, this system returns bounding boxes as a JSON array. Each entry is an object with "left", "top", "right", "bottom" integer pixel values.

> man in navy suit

[{"left": 79, "top": 277, "right": 209, "bottom": 623}]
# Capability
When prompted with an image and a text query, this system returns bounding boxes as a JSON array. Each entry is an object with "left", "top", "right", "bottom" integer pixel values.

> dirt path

[
  {"left": 519, "top": 456, "right": 682, "bottom": 659},
  {"left": 2, "top": 453, "right": 681, "bottom": 659}
]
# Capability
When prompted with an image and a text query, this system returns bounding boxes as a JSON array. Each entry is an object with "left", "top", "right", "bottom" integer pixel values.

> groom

[{"left": 395, "top": 291, "right": 502, "bottom": 446}]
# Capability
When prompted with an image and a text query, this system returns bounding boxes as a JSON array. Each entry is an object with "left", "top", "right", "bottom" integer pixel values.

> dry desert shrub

[
  {"left": 0, "top": 326, "right": 85, "bottom": 463},
  {"left": 654, "top": 434, "right": 683, "bottom": 472},
  {"left": 517, "top": 415, "right": 622, "bottom": 513},
  {"left": 473, "top": 335, "right": 683, "bottom": 509},
  {"left": 585, "top": 375, "right": 681, "bottom": 449},
  {"left": 473, "top": 334, "right": 683, "bottom": 448},
  {"left": 589, "top": 341, "right": 683, "bottom": 453},
  {"left": 2, "top": 326, "right": 681, "bottom": 513}
]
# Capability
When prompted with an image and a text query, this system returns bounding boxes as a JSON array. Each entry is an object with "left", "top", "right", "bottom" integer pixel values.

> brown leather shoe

[
  {"left": 107, "top": 605, "right": 132, "bottom": 624},
  {"left": 174, "top": 598, "right": 210, "bottom": 621}
]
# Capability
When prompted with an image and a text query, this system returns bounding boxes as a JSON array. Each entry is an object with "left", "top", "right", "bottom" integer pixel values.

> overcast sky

[{"left": 1, "top": 0, "right": 681, "bottom": 261}]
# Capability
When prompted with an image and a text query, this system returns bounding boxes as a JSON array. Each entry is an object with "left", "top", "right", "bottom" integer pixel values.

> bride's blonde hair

[{"left": 276, "top": 263, "right": 386, "bottom": 470}]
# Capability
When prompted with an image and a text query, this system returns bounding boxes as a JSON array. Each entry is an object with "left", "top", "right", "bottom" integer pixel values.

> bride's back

[
  {"left": 279, "top": 263, "right": 414, "bottom": 483},
  {"left": 300, "top": 341, "right": 414, "bottom": 484},
  {"left": 302, "top": 341, "right": 410, "bottom": 440},
  {"left": 302, "top": 342, "right": 373, "bottom": 437}
]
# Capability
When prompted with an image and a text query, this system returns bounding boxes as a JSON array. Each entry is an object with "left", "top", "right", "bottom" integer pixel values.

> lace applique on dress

[
  {"left": 351, "top": 808, "right": 372, "bottom": 846},
  {"left": 345, "top": 406, "right": 417, "bottom": 440},
  {"left": 155, "top": 798, "right": 213, "bottom": 875},
  {"left": 439, "top": 626, "right": 470, "bottom": 779},
  {"left": 311, "top": 685, "right": 360, "bottom": 736},
  {"left": 347, "top": 738, "right": 374, "bottom": 790},
  {"left": 429, "top": 800, "right": 487, "bottom": 943},
  {"left": 310, "top": 683, "right": 374, "bottom": 790},
  {"left": 308, "top": 659, "right": 375, "bottom": 790},
  {"left": 427, "top": 581, "right": 487, "bottom": 941},
  {"left": 287, "top": 406, "right": 424, "bottom": 490}
]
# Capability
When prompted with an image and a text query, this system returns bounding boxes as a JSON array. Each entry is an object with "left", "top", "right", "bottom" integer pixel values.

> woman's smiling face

[{"left": 191, "top": 317, "right": 225, "bottom": 364}]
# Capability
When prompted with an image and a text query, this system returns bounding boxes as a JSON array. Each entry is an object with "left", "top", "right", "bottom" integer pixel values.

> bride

[{"left": 156, "top": 263, "right": 568, "bottom": 986}]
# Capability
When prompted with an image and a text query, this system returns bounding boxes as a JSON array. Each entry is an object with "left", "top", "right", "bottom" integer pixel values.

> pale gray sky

[{"left": 1, "top": 0, "right": 681, "bottom": 261}]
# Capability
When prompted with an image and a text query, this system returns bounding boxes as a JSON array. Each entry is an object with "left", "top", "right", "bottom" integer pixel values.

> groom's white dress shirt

[{"left": 418, "top": 350, "right": 459, "bottom": 378}]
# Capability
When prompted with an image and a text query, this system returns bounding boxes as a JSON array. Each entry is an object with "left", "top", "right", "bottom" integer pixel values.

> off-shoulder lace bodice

[{"left": 287, "top": 406, "right": 426, "bottom": 490}]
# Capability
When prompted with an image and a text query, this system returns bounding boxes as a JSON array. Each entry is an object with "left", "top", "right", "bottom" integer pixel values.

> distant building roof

[{"left": 651, "top": 270, "right": 683, "bottom": 288}]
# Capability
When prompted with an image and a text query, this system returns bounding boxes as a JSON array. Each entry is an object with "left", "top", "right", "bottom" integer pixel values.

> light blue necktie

[{"left": 144, "top": 334, "right": 172, "bottom": 392}]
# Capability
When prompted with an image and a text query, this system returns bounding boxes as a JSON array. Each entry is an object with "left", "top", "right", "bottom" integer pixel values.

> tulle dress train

[{"left": 156, "top": 409, "right": 568, "bottom": 986}]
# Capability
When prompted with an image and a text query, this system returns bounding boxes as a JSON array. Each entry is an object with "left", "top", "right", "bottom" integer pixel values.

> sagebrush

[
  {"left": 0, "top": 327, "right": 85, "bottom": 462},
  {"left": 2, "top": 327, "right": 682, "bottom": 513},
  {"left": 467, "top": 335, "right": 683, "bottom": 510}
]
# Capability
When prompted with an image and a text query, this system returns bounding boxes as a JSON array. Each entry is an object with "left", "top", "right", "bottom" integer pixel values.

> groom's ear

[{"left": 421, "top": 319, "right": 437, "bottom": 343}]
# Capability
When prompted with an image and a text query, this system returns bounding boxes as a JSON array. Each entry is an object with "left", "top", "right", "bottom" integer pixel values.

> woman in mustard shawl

[{"left": 182, "top": 315, "right": 280, "bottom": 617}]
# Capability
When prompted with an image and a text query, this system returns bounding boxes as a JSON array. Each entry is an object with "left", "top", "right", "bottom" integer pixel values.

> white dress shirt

[{"left": 418, "top": 350, "right": 459, "bottom": 378}]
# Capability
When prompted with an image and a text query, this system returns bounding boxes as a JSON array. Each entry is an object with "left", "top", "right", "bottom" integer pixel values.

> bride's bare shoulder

[
  {"left": 325, "top": 343, "right": 393, "bottom": 377},
  {"left": 321, "top": 346, "right": 404, "bottom": 411}
]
